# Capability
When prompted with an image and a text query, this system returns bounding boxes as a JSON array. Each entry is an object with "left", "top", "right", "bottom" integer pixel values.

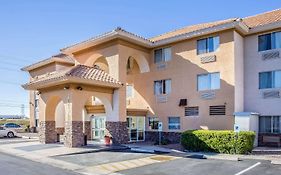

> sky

[{"left": 0, "top": 0, "right": 280, "bottom": 117}]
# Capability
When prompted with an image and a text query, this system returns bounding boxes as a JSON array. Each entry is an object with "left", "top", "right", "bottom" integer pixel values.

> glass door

[
  {"left": 127, "top": 116, "right": 145, "bottom": 142},
  {"left": 92, "top": 116, "right": 106, "bottom": 140}
]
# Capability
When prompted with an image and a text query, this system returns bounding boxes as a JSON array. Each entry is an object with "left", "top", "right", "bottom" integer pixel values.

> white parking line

[{"left": 234, "top": 162, "right": 261, "bottom": 175}]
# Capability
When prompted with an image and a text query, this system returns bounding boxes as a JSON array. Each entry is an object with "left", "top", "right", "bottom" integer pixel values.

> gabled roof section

[
  {"left": 22, "top": 65, "right": 122, "bottom": 90},
  {"left": 21, "top": 53, "right": 76, "bottom": 72},
  {"left": 61, "top": 27, "right": 152, "bottom": 54},
  {"left": 243, "top": 8, "right": 281, "bottom": 28},
  {"left": 149, "top": 18, "right": 238, "bottom": 42}
]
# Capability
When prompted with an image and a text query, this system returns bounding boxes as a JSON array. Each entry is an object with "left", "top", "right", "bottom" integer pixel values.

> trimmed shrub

[{"left": 181, "top": 130, "right": 255, "bottom": 154}]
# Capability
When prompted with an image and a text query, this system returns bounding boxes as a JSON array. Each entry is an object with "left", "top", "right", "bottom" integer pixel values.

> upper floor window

[
  {"left": 154, "top": 79, "right": 171, "bottom": 95},
  {"left": 197, "top": 72, "right": 220, "bottom": 91},
  {"left": 154, "top": 47, "right": 171, "bottom": 63},
  {"left": 126, "top": 84, "right": 134, "bottom": 98},
  {"left": 258, "top": 31, "right": 281, "bottom": 51},
  {"left": 197, "top": 36, "right": 219, "bottom": 55},
  {"left": 259, "top": 70, "right": 281, "bottom": 89}
]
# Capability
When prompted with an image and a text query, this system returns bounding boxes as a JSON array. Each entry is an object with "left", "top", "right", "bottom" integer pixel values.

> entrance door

[
  {"left": 92, "top": 116, "right": 106, "bottom": 140},
  {"left": 127, "top": 116, "right": 145, "bottom": 142}
]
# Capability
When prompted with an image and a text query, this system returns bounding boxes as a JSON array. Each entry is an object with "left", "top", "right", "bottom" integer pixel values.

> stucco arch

[
  {"left": 126, "top": 54, "right": 150, "bottom": 73},
  {"left": 45, "top": 95, "right": 65, "bottom": 121}
]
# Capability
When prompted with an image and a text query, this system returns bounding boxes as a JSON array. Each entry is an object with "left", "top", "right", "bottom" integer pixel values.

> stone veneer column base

[
  {"left": 84, "top": 121, "right": 92, "bottom": 140},
  {"left": 64, "top": 121, "right": 84, "bottom": 148},
  {"left": 39, "top": 121, "right": 57, "bottom": 144},
  {"left": 106, "top": 121, "right": 129, "bottom": 144}
]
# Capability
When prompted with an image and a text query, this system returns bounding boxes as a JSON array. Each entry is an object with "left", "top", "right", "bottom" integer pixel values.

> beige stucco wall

[
  {"left": 28, "top": 30, "right": 239, "bottom": 133},
  {"left": 234, "top": 31, "right": 244, "bottom": 112},
  {"left": 127, "top": 30, "right": 236, "bottom": 132},
  {"left": 244, "top": 30, "right": 281, "bottom": 116}
]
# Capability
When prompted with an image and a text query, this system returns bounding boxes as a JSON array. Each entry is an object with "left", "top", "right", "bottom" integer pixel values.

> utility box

[{"left": 234, "top": 112, "right": 259, "bottom": 147}]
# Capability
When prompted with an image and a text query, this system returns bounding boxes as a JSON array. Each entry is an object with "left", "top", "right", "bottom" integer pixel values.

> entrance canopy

[{"left": 22, "top": 65, "right": 122, "bottom": 90}]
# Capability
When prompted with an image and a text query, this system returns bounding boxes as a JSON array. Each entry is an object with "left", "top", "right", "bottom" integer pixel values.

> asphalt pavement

[{"left": 0, "top": 152, "right": 80, "bottom": 175}]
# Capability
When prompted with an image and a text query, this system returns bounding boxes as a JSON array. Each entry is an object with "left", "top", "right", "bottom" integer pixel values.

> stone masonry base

[
  {"left": 258, "top": 133, "right": 281, "bottom": 147},
  {"left": 39, "top": 121, "right": 57, "bottom": 144},
  {"left": 64, "top": 121, "right": 84, "bottom": 148},
  {"left": 145, "top": 131, "right": 181, "bottom": 144},
  {"left": 106, "top": 121, "right": 129, "bottom": 144},
  {"left": 84, "top": 121, "right": 92, "bottom": 140}
]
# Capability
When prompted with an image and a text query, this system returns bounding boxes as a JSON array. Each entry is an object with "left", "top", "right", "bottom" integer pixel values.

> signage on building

[{"left": 158, "top": 122, "right": 163, "bottom": 132}]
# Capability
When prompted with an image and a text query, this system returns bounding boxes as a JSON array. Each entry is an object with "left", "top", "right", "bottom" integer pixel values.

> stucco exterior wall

[
  {"left": 127, "top": 30, "right": 236, "bottom": 132},
  {"left": 244, "top": 30, "right": 281, "bottom": 116}
]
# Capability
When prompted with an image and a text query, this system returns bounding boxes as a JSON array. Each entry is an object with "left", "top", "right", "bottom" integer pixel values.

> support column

[
  {"left": 64, "top": 121, "right": 84, "bottom": 147},
  {"left": 39, "top": 121, "right": 57, "bottom": 143},
  {"left": 106, "top": 121, "right": 129, "bottom": 144}
]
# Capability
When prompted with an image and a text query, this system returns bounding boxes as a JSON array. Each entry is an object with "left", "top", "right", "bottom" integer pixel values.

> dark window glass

[
  {"left": 259, "top": 72, "right": 273, "bottom": 89},
  {"left": 258, "top": 34, "right": 272, "bottom": 51}
]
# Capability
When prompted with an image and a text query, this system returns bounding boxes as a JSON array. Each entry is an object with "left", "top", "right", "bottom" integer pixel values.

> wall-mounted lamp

[
  {"left": 64, "top": 86, "right": 70, "bottom": 90},
  {"left": 37, "top": 91, "right": 41, "bottom": 95},
  {"left": 76, "top": 86, "right": 83, "bottom": 91}
]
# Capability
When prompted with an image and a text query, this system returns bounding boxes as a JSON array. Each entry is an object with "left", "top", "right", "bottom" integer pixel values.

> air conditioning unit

[
  {"left": 263, "top": 90, "right": 280, "bottom": 99},
  {"left": 156, "top": 62, "right": 167, "bottom": 70},
  {"left": 262, "top": 50, "right": 280, "bottom": 60},
  {"left": 156, "top": 95, "right": 168, "bottom": 103},
  {"left": 200, "top": 91, "right": 216, "bottom": 100},
  {"left": 179, "top": 99, "right": 187, "bottom": 106},
  {"left": 200, "top": 55, "right": 216, "bottom": 64}
]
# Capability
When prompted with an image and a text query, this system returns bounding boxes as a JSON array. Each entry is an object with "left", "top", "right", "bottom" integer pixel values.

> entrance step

[{"left": 252, "top": 147, "right": 281, "bottom": 155}]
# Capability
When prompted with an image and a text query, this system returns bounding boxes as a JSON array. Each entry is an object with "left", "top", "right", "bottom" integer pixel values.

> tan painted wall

[
  {"left": 127, "top": 30, "right": 236, "bottom": 132},
  {"left": 29, "top": 31, "right": 238, "bottom": 132}
]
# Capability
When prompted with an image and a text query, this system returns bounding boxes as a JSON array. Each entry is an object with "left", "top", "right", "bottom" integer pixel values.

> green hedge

[{"left": 181, "top": 130, "right": 255, "bottom": 154}]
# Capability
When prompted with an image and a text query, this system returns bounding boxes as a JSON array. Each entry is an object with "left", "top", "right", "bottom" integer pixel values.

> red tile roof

[
  {"left": 22, "top": 65, "right": 122, "bottom": 89},
  {"left": 243, "top": 8, "right": 281, "bottom": 28}
]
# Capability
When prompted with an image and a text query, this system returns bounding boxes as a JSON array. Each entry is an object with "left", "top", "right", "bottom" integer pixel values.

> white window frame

[
  {"left": 154, "top": 79, "right": 171, "bottom": 95},
  {"left": 197, "top": 72, "right": 220, "bottom": 91},
  {"left": 197, "top": 36, "right": 220, "bottom": 55},
  {"left": 154, "top": 47, "right": 172, "bottom": 64}
]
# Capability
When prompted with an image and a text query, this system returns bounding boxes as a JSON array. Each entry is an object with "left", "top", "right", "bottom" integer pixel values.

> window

[
  {"left": 197, "top": 36, "right": 219, "bottom": 55},
  {"left": 185, "top": 106, "right": 199, "bottom": 116},
  {"left": 168, "top": 117, "right": 180, "bottom": 130},
  {"left": 35, "top": 99, "right": 39, "bottom": 108},
  {"left": 154, "top": 47, "right": 171, "bottom": 63},
  {"left": 126, "top": 85, "right": 134, "bottom": 98},
  {"left": 154, "top": 79, "right": 171, "bottom": 95},
  {"left": 259, "top": 116, "right": 281, "bottom": 134},
  {"left": 259, "top": 31, "right": 281, "bottom": 51},
  {"left": 197, "top": 72, "right": 220, "bottom": 91},
  {"left": 148, "top": 117, "right": 159, "bottom": 130},
  {"left": 209, "top": 105, "right": 226, "bottom": 116},
  {"left": 259, "top": 70, "right": 281, "bottom": 89}
]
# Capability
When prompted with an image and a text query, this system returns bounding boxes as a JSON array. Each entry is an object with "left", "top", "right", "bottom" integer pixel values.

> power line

[
  {"left": 0, "top": 80, "right": 22, "bottom": 85},
  {"left": 0, "top": 67, "right": 22, "bottom": 72},
  {"left": 0, "top": 54, "right": 35, "bottom": 63}
]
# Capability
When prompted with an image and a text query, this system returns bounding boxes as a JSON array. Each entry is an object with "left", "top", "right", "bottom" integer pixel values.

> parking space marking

[
  {"left": 234, "top": 162, "right": 261, "bottom": 175},
  {"left": 82, "top": 155, "right": 181, "bottom": 175}
]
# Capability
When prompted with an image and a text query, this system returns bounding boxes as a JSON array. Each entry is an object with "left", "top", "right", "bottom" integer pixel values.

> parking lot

[{"left": 0, "top": 137, "right": 281, "bottom": 175}]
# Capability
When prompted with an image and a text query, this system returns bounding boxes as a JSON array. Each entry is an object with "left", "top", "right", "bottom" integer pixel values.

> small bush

[{"left": 181, "top": 130, "right": 255, "bottom": 154}]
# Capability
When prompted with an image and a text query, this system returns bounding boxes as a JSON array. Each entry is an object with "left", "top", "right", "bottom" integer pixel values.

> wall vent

[
  {"left": 185, "top": 106, "right": 199, "bottom": 116},
  {"left": 262, "top": 50, "right": 280, "bottom": 60},
  {"left": 209, "top": 105, "right": 226, "bottom": 116},
  {"left": 200, "top": 91, "right": 215, "bottom": 100},
  {"left": 263, "top": 90, "right": 280, "bottom": 99},
  {"left": 200, "top": 55, "right": 216, "bottom": 64}
]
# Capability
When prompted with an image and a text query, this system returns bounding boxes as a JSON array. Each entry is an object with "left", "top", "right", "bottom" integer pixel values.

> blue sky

[{"left": 0, "top": 0, "right": 280, "bottom": 116}]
